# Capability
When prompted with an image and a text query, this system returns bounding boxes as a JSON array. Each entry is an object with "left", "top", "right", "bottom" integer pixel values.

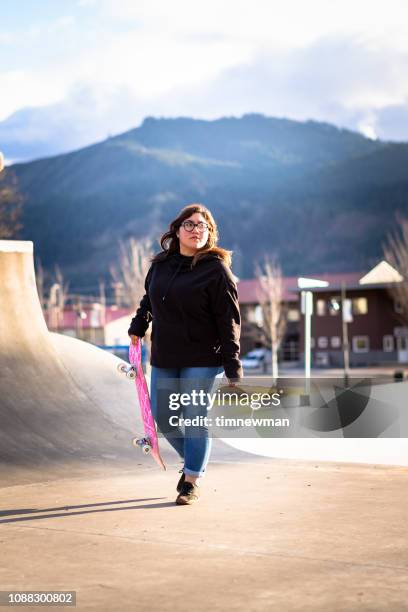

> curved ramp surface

[{"left": 0, "top": 241, "right": 147, "bottom": 466}]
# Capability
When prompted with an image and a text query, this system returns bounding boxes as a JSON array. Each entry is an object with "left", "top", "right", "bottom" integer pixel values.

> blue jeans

[{"left": 150, "top": 365, "right": 223, "bottom": 477}]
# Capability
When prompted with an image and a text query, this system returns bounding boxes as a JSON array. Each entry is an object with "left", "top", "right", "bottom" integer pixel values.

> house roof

[
  {"left": 238, "top": 277, "right": 300, "bottom": 304},
  {"left": 359, "top": 260, "right": 404, "bottom": 284},
  {"left": 298, "top": 282, "right": 405, "bottom": 294},
  {"left": 238, "top": 272, "right": 364, "bottom": 304},
  {"left": 237, "top": 261, "right": 404, "bottom": 303}
]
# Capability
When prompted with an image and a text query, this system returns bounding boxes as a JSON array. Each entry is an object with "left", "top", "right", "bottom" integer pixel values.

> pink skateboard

[{"left": 118, "top": 341, "right": 166, "bottom": 470}]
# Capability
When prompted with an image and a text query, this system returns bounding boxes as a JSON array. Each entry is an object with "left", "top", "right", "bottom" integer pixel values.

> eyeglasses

[{"left": 180, "top": 220, "right": 209, "bottom": 232}]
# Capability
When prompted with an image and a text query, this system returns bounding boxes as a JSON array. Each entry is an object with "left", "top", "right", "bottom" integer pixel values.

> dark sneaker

[
  {"left": 176, "top": 469, "right": 185, "bottom": 492},
  {"left": 176, "top": 481, "right": 200, "bottom": 505}
]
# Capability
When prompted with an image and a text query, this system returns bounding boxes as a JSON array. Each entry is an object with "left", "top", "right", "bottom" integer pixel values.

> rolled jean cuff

[{"left": 183, "top": 467, "right": 206, "bottom": 478}]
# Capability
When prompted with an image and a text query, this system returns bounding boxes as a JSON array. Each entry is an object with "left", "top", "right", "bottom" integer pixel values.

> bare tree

[
  {"left": 99, "top": 280, "right": 106, "bottom": 327},
  {"left": 110, "top": 237, "right": 153, "bottom": 310},
  {"left": 0, "top": 169, "right": 23, "bottom": 238},
  {"left": 47, "top": 265, "right": 69, "bottom": 330},
  {"left": 383, "top": 213, "right": 408, "bottom": 324},
  {"left": 35, "top": 258, "right": 45, "bottom": 311},
  {"left": 255, "top": 255, "right": 287, "bottom": 380}
]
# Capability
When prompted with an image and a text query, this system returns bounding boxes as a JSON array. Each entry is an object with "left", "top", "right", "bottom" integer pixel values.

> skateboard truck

[
  {"left": 117, "top": 362, "right": 136, "bottom": 380},
  {"left": 132, "top": 437, "right": 152, "bottom": 454}
]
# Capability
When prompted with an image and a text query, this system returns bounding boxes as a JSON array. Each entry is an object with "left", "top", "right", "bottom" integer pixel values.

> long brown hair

[{"left": 152, "top": 203, "right": 232, "bottom": 267}]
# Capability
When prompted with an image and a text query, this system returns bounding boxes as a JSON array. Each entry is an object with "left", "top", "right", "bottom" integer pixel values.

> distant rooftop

[{"left": 237, "top": 261, "right": 403, "bottom": 304}]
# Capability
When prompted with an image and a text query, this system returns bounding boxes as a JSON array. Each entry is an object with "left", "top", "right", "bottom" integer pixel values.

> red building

[{"left": 44, "top": 304, "right": 131, "bottom": 346}]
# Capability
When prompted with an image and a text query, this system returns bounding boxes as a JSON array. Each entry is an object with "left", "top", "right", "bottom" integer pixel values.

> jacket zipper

[{"left": 162, "top": 261, "right": 184, "bottom": 302}]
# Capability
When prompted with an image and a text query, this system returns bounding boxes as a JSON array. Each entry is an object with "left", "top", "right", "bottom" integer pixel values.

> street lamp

[{"left": 297, "top": 277, "right": 329, "bottom": 401}]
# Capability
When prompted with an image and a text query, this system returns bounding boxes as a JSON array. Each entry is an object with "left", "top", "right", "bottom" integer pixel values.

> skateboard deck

[{"left": 118, "top": 341, "right": 166, "bottom": 470}]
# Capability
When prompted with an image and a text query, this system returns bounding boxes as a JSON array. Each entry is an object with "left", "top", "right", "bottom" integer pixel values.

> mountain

[{"left": 4, "top": 113, "right": 407, "bottom": 291}]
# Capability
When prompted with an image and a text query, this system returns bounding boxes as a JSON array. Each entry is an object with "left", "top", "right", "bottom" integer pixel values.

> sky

[{"left": 1, "top": 0, "right": 408, "bottom": 151}]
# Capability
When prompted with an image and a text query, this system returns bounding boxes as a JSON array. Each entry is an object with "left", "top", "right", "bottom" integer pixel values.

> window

[
  {"left": 316, "top": 299, "right": 326, "bottom": 316},
  {"left": 352, "top": 297, "right": 368, "bottom": 315},
  {"left": 352, "top": 336, "right": 369, "bottom": 353},
  {"left": 247, "top": 305, "right": 263, "bottom": 326},
  {"left": 287, "top": 308, "right": 300, "bottom": 322},
  {"left": 317, "top": 336, "right": 328, "bottom": 348},
  {"left": 331, "top": 336, "right": 341, "bottom": 348},
  {"left": 254, "top": 305, "right": 263, "bottom": 326},
  {"left": 397, "top": 337, "right": 408, "bottom": 352},
  {"left": 383, "top": 335, "right": 394, "bottom": 352},
  {"left": 246, "top": 307, "right": 255, "bottom": 323},
  {"left": 394, "top": 300, "right": 403, "bottom": 314},
  {"left": 328, "top": 296, "right": 341, "bottom": 316}
]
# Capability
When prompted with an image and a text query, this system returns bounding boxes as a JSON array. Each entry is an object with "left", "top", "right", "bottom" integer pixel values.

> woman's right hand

[{"left": 130, "top": 335, "right": 140, "bottom": 346}]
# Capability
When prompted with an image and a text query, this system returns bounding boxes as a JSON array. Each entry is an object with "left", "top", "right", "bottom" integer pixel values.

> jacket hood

[{"left": 154, "top": 249, "right": 221, "bottom": 269}]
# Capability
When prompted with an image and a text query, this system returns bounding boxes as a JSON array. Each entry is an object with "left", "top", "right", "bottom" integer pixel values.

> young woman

[{"left": 128, "top": 203, "right": 243, "bottom": 505}]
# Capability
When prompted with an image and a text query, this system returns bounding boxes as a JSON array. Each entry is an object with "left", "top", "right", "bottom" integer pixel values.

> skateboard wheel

[{"left": 132, "top": 437, "right": 152, "bottom": 454}]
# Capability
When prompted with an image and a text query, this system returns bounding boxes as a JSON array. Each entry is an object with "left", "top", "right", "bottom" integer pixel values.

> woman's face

[{"left": 177, "top": 212, "right": 209, "bottom": 255}]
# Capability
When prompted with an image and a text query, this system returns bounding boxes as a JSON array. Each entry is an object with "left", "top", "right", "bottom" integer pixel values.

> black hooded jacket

[{"left": 128, "top": 251, "right": 243, "bottom": 380}]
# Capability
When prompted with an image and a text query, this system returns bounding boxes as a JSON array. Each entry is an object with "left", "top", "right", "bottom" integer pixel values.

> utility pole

[{"left": 341, "top": 281, "right": 352, "bottom": 386}]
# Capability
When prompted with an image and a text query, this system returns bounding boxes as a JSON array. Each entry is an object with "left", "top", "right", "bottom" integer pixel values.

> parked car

[{"left": 241, "top": 348, "right": 272, "bottom": 372}]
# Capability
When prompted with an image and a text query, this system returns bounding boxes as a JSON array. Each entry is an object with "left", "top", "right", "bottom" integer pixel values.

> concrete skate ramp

[{"left": 0, "top": 241, "right": 143, "bottom": 467}]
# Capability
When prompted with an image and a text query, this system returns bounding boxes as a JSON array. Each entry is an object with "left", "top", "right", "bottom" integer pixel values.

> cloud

[
  {"left": 49, "top": 16, "right": 75, "bottom": 32},
  {"left": 77, "top": 0, "right": 98, "bottom": 7},
  {"left": 0, "top": 32, "right": 13, "bottom": 44},
  {"left": 2, "top": 0, "right": 408, "bottom": 148},
  {"left": 0, "top": 70, "right": 66, "bottom": 122},
  {"left": 374, "top": 104, "right": 408, "bottom": 141},
  {"left": 0, "top": 81, "right": 156, "bottom": 160},
  {"left": 97, "top": 0, "right": 408, "bottom": 53},
  {"left": 144, "top": 35, "right": 408, "bottom": 136}
]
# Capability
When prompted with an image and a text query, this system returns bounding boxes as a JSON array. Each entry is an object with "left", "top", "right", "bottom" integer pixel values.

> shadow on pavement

[{"left": 0, "top": 497, "right": 173, "bottom": 524}]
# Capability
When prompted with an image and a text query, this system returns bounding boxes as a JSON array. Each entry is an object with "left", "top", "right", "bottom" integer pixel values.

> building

[
  {"left": 298, "top": 261, "right": 408, "bottom": 367},
  {"left": 237, "top": 276, "right": 301, "bottom": 361},
  {"left": 45, "top": 304, "right": 133, "bottom": 347},
  {"left": 237, "top": 260, "right": 408, "bottom": 367}
]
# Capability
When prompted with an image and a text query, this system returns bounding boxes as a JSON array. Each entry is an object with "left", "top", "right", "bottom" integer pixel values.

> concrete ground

[{"left": 1, "top": 455, "right": 407, "bottom": 612}]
